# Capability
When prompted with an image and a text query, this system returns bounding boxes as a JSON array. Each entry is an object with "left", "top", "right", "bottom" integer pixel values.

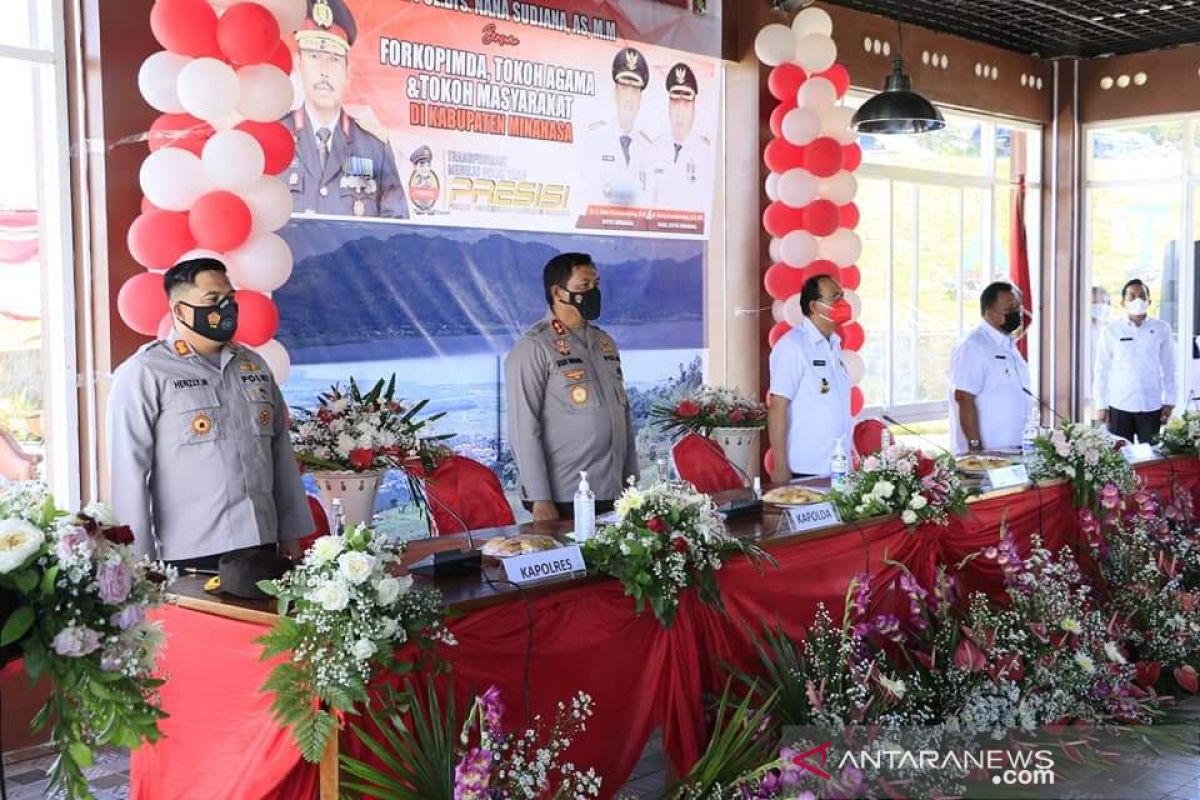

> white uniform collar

[
  {"left": 800, "top": 316, "right": 840, "bottom": 348},
  {"left": 977, "top": 320, "right": 1014, "bottom": 350}
]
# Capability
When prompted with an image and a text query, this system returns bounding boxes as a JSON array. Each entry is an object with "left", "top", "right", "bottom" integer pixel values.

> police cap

[
  {"left": 295, "top": 0, "right": 356, "bottom": 56},
  {"left": 612, "top": 46, "right": 649, "bottom": 90},
  {"left": 409, "top": 144, "right": 433, "bottom": 164}
]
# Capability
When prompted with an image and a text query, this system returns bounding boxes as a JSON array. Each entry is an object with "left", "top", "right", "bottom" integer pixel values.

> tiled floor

[{"left": 2, "top": 745, "right": 130, "bottom": 800}]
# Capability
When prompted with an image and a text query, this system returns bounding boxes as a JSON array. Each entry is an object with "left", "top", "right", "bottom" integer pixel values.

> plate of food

[
  {"left": 480, "top": 534, "right": 562, "bottom": 558},
  {"left": 762, "top": 485, "right": 827, "bottom": 506},
  {"left": 956, "top": 455, "right": 1013, "bottom": 474}
]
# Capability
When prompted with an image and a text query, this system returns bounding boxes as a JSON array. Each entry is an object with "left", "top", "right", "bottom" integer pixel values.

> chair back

[
  {"left": 424, "top": 456, "right": 516, "bottom": 535},
  {"left": 671, "top": 433, "right": 745, "bottom": 494}
]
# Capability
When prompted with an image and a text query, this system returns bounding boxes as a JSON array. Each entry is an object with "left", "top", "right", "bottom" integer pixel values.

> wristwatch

[{"left": 968, "top": 438, "right": 982, "bottom": 451}]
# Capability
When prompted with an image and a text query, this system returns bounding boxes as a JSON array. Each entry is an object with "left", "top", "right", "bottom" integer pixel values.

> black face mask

[
  {"left": 178, "top": 297, "right": 238, "bottom": 342},
  {"left": 1000, "top": 309, "right": 1022, "bottom": 334},
  {"left": 561, "top": 286, "right": 602, "bottom": 321}
]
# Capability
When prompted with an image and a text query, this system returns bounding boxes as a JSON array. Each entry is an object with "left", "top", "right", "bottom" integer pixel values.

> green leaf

[
  {"left": 255, "top": 579, "right": 280, "bottom": 598},
  {"left": 13, "top": 569, "right": 38, "bottom": 594},
  {"left": 39, "top": 564, "right": 59, "bottom": 595},
  {"left": 1, "top": 605, "right": 34, "bottom": 647},
  {"left": 68, "top": 741, "right": 94, "bottom": 769}
]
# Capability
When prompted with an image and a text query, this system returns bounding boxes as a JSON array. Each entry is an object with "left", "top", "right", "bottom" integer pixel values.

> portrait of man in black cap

[
  {"left": 281, "top": 0, "right": 410, "bottom": 219},
  {"left": 407, "top": 144, "right": 440, "bottom": 214},
  {"left": 583, "top": 45, "right": 655, "bottom": 208},
  {"left": 653, "top": 61, "right": 711, "bottom": 210}
]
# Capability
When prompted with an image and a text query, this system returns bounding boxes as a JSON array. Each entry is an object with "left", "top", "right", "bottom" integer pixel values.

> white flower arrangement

[
  {"left": 257, "top": 523, "right": 454, "bottom": 763},
  {"left": 1030, "top": 422, "right": 1135, "bottom": 508},
  {"left": 831, "top": 444, "right": 968, "bottom": 528},
  {"left": 1156, "top": 410, "right": 1200, "bottom": 456}
]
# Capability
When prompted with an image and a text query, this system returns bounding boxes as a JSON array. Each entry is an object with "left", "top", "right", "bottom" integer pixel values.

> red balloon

[
  {"left": 762, "top": 202, "right": 805, "bottom": 238},
  {"left": 127, "top": 210, "right": 196, "bottom": 270},
  {"left": 764, "top": 263, "right": 807, "bottom": 301},
  {"left": 838, "top": 202, "right": 861, "bottom": 230},
  {"left": 233, "top": 290, "right": 280, "bottom": 347},
  {"left": 217, "top": 3, "right": 281, "bottom": 66},
  {"left": 768, "top": 321, "right": 792, "bottom": 348},
  {"left": 819, "top": 64, "right": 851, "bottom": 98},
  {"left": 148, "top": 113, "right": 214, "bottom": 155},
  {"left": 150, "top": 0, "right": 218, "bottom": 57},
  {"left": 804, "top": 137, "right": 844, "bottom": 178},
  {"left": 266, "top": 41, "right": 293, "bottom": 74},
  {"left": 840, "top": 265, "right": 862, "bottom": 291},
  {"left": 843, "top": 143, "right": 863, "bottom": 171},
  {"left": 764, "top": 448, "right": 776, "bottom": 477},
  {"left": 802, "top": 260, "right": 839, "bottom": 282},
  {"left": 141, "top": 197, "right": 164, "bottom": 215},
  {"left": 802, "top": 199, "right": 840, "bottom": 237},
  {"left": 118, "top": 272, "right": 170, "bottom": 336},
  {"left": 235, "top": 120, "right": 296, "bottom": 176},
  {"left": 768, "top": 63, "right": 808, "bottom": 102},
  {"left": 764, "top": 138, "right": 806, "bottom": 174},
  {"left": 768, "top": 102, "right": 795, "bottom": 139},
  {"left": 850, "top": 386, "right": 865, "bottom": 417},
  {"left": 189, "top": 191, "right": 252, "bottom": 252},
  {"left": 839, "top": 321, "right": 865, "bottom": 351}
]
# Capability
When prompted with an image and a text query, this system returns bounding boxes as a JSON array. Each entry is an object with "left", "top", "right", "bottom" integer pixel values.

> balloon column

[
  {"left": 122, "top": 0, "right": 303, "bottom": 383},
  {"left": 756, "top": 6, "right": 865, "bottom": 474}
]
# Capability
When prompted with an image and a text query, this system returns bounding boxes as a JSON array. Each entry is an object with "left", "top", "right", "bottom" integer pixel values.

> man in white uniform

[
  {"left": 652, "top": 62, "right": 711, "bottom": 210},
  {"left": 948, "top": 281, "right": 1031, "bottom": 455},
  {"left": 767, "top": 275, "right": 854, "bottom": 482},
  {"left": 584, "top": 46, "right": 654, "bottom": 207},
  {"left": 1093, "top": 278, "right": 1176, "bottom": 443}
]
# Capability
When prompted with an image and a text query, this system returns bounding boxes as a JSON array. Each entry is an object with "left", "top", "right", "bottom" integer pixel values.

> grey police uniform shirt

[
  {"left": 505, "top": 312, "right": 639, "bottom": 504},
  {"left": 107, "top": 331, "right": 312, "bottom": 561},
  {"left": 282, "top": 108, "right": 410, "bottom": 219}
]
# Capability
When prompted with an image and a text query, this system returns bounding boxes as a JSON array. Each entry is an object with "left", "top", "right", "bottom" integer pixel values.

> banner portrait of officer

[
  {"left": 407, "top": 144, "right": 440, "bottom": 214},
  {"left": 282, "top": 0, "right": 410, "bottom": 219},
  {"left": 652, "top": 62, "right": 711, "bottom": 211},
  {"left": 582, "top": 46, "right": 655, "bottom": 208}
]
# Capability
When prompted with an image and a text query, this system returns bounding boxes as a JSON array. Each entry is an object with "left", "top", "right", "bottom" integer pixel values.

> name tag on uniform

[
  {"left": 812, "top": 360, "right": 827, "bottom": 366},
  {"left": 994, "top": 355, "right": 1007, "bottom": 360},
  {"left": 986, "top": 464, "right": 1029, "bottom": 491},
  {"left": 780, "top": 502, "right": 841, "bottom": 534},
  {"left": 501, "top": 545, "right": 586, "bottom": 584},
  {"left": 1119, "top": 337, "right": 1134, "bottom": 342},
  {"left": 1122, "top": 442, "right": 1156, "bottom": 463}
]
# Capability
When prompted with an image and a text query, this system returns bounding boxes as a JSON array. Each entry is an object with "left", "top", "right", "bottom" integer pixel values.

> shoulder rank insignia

[
  {"left": 173, "top": 340, "right": 192, "bottom": 357},
  {"left": 599, "top": 338, "right": 616, "bottom": 356},
  {"left": 551, "top": 319, "right": 567, "bottom": 336},
  {"left": 569, "top": 385, "right": 589, "bottom": 406},
  {"left": 564, "top": 368, "right": 586, "bottom": 382},
  {"left": 553, "top": 338, "right": 571, "bottom": 356},
  {"left": 192, "top": 413, "right": 213, "bottom": 435}
]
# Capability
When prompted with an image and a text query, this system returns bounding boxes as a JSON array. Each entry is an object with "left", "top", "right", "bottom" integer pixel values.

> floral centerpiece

[
  {"left": 828, "top": 444, "right": 967, "bottom": 528},
  {"left": 650, "top": 385, "right": 768, "bottom": 436},
  {"left": 1030, "top": 421, "right": 1135, "bottom": 508},
  {"left": 580, "top": 481, "right": 772, "bottom": 627},
  {"left": 0, "top": 482, "right": 174, "bottom": 799},
  {"left": 1155, "top": 411, "right": 1200, "bottom": 456},
  {"left": 257, "top": 524, "right": 454, "bottom": 762}
]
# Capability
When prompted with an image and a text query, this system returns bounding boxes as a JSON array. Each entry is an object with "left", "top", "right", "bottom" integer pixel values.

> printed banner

[{"left": 281, "top": 0, "right": 722, "bottom": 237}]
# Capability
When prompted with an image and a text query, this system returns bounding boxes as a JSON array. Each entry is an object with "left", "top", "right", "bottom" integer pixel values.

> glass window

[
  {"left": 859, "top": 113, "right": 986, "bottom": 176},
  {"left": 1088, "top": 121, "right": 1186, "bottom": 182},
  {"left": 0, "top": 0, "right": 53, "bottom": 51}
]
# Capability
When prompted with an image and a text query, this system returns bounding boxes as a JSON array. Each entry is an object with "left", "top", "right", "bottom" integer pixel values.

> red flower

[
  {"left": 729, "top": 409, "right": 746, "bottom": 423},
  {"left": 102, "top": 525, "right": 135, "bottom": 546},
  {"left": 1174, "top": 664, "right": 1198, "bottom": 694},
  {"left": 348, "top": 448, "right": 376, "bottom": 470},
  {"left": 954, "top": 638, "right": 986, "bottom": 672},
  {"left": 646, "top": 517, "right": 668, "bottom": 534},
  {"left": 1135, "top": 661, "right": 1161, "bottom": 688},
  {"left": 673, "top": 537, "right": 690, "bottom": 554},
  {"left": 676, "top": 400, "right": 701, "bottom": 418},
  {"left": 317, "top": 409, "right": 333, "bottom": 424},
  {"left": 915, "top": 457, "right": 935, "bottom": 478}
]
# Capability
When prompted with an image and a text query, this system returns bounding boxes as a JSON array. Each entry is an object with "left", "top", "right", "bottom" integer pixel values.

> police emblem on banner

[{"left": 408, "top": 144, "right": 441, "bottom": 213}]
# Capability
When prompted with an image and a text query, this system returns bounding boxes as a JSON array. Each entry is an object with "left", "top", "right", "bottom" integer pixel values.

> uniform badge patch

[
  {"left": 564, "top": 368, "right": 586, "bottom": 382},
  {"left": 192, "top": 413, "right": 213, "bottom": 435},
  {"left": 553, "top": 338, "right": 571, "bottom": 356},
  {"left": 569, "top": 385, "right": 589, "bottom": 406},
  {"left": 258, "top": 407, "right": 272, "bottom": 427},
  {"left": 173, "top": 340, "right": 191, "bottom": 357},
  {"left": 599, "top": 338, "right": 616, "bottom": 356},
  {"left": 819, "top": 378, "right": 831, "bottom": 395},
  {"left": 239, "top": 360, "right": 259, "bottom": 372},
  {"left": 551, "top": 319, "right": 567, "bottom": 336}
]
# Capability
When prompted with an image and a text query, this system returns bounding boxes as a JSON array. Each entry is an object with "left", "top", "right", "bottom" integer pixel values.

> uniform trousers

[{"left": 1106, "top": 407, "right": 1162, "bottom": 444}]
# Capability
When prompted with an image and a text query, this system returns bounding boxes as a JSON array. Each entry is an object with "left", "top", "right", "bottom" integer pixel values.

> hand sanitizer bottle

[
  {"left": 331, "top": 498, "right": 346, "bottom": 536},
  {"left": 573, "top": 471, "right": 595, "bottom": 541},
  {"left": 830, "top": 437, "right": 849, "bottom": 491}
]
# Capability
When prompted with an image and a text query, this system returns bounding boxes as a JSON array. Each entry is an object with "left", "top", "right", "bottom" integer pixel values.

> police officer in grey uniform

[
  {"left": 505, "top": 253, "right": 638, "bottom": 522},
  {"left": 653, "top": 62, "right": 711, "bottom": 210},
  {"left": 584, "top": 47, "right": 655, "bottom": 207},
  {"left": 107, "top": 258, "right": 311, "bottom": 568},
  {"left": 282, "top": 0, "right": 409, "bottom": 218}
]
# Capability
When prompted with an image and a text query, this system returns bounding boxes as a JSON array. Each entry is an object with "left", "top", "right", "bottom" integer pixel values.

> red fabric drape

[
  {"left": 671, "top": 433, "right": 744, "bottom": 494},
  {"left": 1011, "top": 175, "right": 1032, "bottom": 358},
  {"left": 425, "top": 455, "right": 516, "bottom": 535}
]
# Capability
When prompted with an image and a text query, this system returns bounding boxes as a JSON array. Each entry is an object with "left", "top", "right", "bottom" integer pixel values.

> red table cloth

[{"left": 129, "top": 459, "right": 1200, "bottom": 800}]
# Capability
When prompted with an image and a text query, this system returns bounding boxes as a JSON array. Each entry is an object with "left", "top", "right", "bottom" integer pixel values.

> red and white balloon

[{"left": 122, "top": 0, "right": 302, "bottom": 383}]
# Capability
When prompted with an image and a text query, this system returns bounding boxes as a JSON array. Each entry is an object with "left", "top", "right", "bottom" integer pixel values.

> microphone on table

[
  {"left": 408, "top": 481, "right": 482, "bottom": 578},
  {"left": 882, "top": 414, "right": 949, "bottom": 456}
]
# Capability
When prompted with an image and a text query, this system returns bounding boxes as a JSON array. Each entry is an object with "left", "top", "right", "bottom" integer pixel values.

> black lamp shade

[{"left": 851, "top": 58, "right": 945, "bottom": 135}]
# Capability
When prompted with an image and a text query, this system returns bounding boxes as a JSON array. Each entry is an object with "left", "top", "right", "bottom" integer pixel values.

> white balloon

[
  {"left": 782, "top": 294, "right": 807, "bottom": 327},
  {"left": 768, "top": 237, "right": 783, "bottom": 264},
  {"left": 842, "top": 351, "right": 865, "bottom": 385},
  {"left": 252, "top": 338, "right": 292, "bottom": 384},
  {"left": 226, "top": 232, "right": 294, "bottom": 292},
  {"left": 765, "top": 172, "right": 781, "bottom": 202},
  {"left": 212, "top": 112, "right": 245, "bottom": 131},
  {"left": 237, "top": 65, "right": 295, "bottom": 122},
  {"left": 781, "top": 107, "right": 821, "bottom": 146},
  {"left": 257, "top": 0, "right": 306, "bottom": 33},
  {"left": 140, "top": 148, "right": 212, "bottom": 211},
  {"left": 795, "top": 33, "right": 838, "bottom": 74},
  {"left": 242, "top": 176, "right": 294, "bottom": 232},
  {"left": 821, "top": 106, "right": 857, "bottom": 141},
  {"left": 844, "top": 289, "right": 862, "bottom": 319},
  {"left": 177, "top": 248, "right": 225, "bottom": 263},
  {"left": 778, "top": 168, "right": 819, "bottom": 208},
  {"left": 797, "top": 77, "right": 837, "bottom": 111},
  {"left": 780, "top": 230, "right": 818, "bottom": 268},
  {"left": 138, "top": 51, "right": 189, "bottom": 114},
  {"left": 754, "top": 24, "right": 796, "bottom": 66},
  {"left": 177, "top": 58, "right": 240, "bottom": 123},
  {"left": 819, "top": 229, "right": 863, "bottom": 267},
  {"left": 792, "top": 7, "right": 834, "bottom": 37},
  {"left": 772, "top": 299, "right": 786, "bottom": 323},
  {"left": 819, "top": 171, "right": 858, "bottom": 205},
  {"left": 202, "top": 130, "right": 265, "bottom": 192}
]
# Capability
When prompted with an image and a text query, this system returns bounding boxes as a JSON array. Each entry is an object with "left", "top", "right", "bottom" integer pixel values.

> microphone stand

[
  {"left": 881, "top": 414, "right": 949, "bottom": 456},
  {"left": 408, "top": 480, "right": 482, "bottom": 577}
]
